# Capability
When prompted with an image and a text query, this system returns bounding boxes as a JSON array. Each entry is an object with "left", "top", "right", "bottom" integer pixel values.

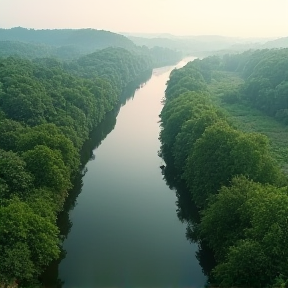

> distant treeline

[
  {"left": 0, "top": 27, "right": 182, "bottom": 66},
  {"left": 0, "top": 45, "right": 160, "bottom": 286},
  {"left": 159, "top": 49, "right": 288, "bottom": 287},
  {"left": 0, "top": 27, "right": 135, "bottom": 53},
  {"left": 127, "top": 34, "right": 288, "bottom": 57}
]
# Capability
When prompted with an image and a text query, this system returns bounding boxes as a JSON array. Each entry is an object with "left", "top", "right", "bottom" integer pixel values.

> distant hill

[
  {"left": 263, "top": 37, "right": 288, "bottom": 48},
  {"left": 124, "top": 34, "right": 275, "bottom": 56},
  {"left": 122, "top": 32, "right": 178, "bottom": 39},
  {"left": 0, "top": 28, "right": 182, "bottom": 66},
  {"left": 125, "top": 35, "right": 257, "bottom": 55},
  {"left": 0, "top": 27, "right": 136, "bottom": 54}
]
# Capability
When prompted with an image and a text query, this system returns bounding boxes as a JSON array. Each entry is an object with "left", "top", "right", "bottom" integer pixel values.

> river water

[{"left": 44, "top": 59, "right": 207, "bottom": 288}]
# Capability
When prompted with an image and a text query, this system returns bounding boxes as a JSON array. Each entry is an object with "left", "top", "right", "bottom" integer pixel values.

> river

[{"left": 42, "top": 58, "right": 207, "bottom": 288}]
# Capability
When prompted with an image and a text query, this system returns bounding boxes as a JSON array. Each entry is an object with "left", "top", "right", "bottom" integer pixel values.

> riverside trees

[
  {"left": 159, "top": 50, "right": 288, "bottom": 287},
  {"left": 0, "top": 47, "right": 155, "bottom": 285}
]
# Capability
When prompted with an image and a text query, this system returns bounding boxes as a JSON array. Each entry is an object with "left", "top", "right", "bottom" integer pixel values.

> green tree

[
  {"left": 17, "top": 123, "right": 80, "bottom": 174},
  {"left": 184, "top": 122, "right": 283, "bottom": 208},
  {"left": 0, "top": 119, "right": 24, "bottom": 151},
  {"left": 200, "top": 177, "right": 288, "bottom": 287},
  {"left": 0, "top": 149, "right": 34, "bottom": 200},
  {"left": 0, "top": 198, "right": 60, "bottom": 283},
  {"left": 173, "top": 109, "right": 223, "bottom": 175},
  {"left": 213, "top": 240, "right": 269, "bottom": 287},
  {"left": 22, "top": 145, "right": 71, "bottom": 195}
]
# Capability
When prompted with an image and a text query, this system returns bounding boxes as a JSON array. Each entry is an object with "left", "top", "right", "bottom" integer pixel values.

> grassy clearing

[{"left": 207, "top": 71, "right": 288, "bottom": 172}]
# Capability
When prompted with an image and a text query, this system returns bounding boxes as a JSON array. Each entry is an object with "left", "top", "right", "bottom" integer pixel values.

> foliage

[
  {"left": 222, "top": 49, "right": 288, "bottom": 123},
  {"left": 185, "top": 122, "right": 283, "bottom": 208},
  {"left": 0, "top": 198, "right": 60, "bottom": 284},
  {"left": 0, "top": 149, "right": 34, "bottom": 201},
  {"left": 201, "top": 177, "right": 288, "bottom": 287},
  {"left": 159, "top": 50, "right": 288, "bottom": 287}
]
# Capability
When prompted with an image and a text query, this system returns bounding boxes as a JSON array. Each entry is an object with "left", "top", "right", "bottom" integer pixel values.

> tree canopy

[{"left": 159, "top": 50, "right": 288, "bottom": 287}]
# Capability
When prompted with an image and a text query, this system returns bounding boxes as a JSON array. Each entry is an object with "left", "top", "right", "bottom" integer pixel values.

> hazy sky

[{"left": 0, "top": 0, "right": 287, "bottom": 38}]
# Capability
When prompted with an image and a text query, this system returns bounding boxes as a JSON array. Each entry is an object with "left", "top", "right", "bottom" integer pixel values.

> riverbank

[{"left": 159, "top": 51, "right": 288, "bottom": 287}]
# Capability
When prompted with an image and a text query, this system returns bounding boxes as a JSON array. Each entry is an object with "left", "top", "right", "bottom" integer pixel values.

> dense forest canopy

[{"left": 159, "top": 48, "right": 288, "bottom": 287}]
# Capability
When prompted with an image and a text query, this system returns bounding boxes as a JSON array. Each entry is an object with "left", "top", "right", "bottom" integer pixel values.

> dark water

[{"left": 43, "top": 59, "right": 207, "bottom": 288}]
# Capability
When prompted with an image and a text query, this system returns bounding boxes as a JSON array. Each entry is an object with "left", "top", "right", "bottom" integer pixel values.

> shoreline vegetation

[
  {"left": 159, "top": 48, "right": 288, "bottom": 287},
  {"left": 0, "top": 29, "right": 181, "bottom": 287}
]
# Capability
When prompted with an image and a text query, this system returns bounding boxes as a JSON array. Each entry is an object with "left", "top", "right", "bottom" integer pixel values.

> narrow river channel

[{"left": 44, "top": 59, "right": 207, "bottom": 288}]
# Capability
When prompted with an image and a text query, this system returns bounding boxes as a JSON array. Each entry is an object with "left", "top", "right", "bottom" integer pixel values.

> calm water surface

[{"left": 58, "top": 59, "right": 206, "bottom": 288}]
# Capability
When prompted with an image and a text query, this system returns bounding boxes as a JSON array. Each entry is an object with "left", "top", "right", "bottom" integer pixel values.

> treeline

[
  {"left": 0, "top": 47, "right": 153, "bottom": 286},
  {"left": 159, "top": 50, "right": 288, "bottom": 287},
  {"left": 0, "top": 27, "right": 182, "bottom": 66},
  {"left": 0, "top": 27, "right": 136, "bottom": 53}
]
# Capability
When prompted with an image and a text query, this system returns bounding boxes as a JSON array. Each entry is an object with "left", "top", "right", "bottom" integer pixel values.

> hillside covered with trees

[
  {"left": 0, "top": 27, "right": 136, "bottom": 53},
  {"left": 159, "top": 48, "right": 288, "bottom": 287},
  {"left": 0, "top": 28, "right": 182, "bottom": 66}
]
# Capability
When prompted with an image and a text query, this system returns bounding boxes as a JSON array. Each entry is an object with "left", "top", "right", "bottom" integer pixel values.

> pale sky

[{"left": 0, "top": 0, "right": 287, "bottom": 38}]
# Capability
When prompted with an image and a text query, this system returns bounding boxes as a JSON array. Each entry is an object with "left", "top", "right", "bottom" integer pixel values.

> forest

[
  {"left": 159, "top": 48, "right": 288, "bottom": 287},
  {"left": 0, "top": 32, "right": 181, "bottom": 286},
  {"left": 2, "top": 26, "right": 288, "bottom": 287},
  {"left": 0, "top": 27, "right": 182, "bottom": 66},
  {"left": 0, "top": 27, "right": 136, "bottom": 53}
]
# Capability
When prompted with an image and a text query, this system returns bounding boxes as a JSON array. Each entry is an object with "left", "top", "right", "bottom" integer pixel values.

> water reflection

[
  {"left": 81, "top": 70, "right": 152, "bottom": 166},
  {"left": 196, "top": 242, "right": 216, "bottom": 279},
  {"left": 40, "top": 70, "right": 152, "bottom": 287},
  {"left": 160, "top": 159, "right": 216, "bottom": 280}
]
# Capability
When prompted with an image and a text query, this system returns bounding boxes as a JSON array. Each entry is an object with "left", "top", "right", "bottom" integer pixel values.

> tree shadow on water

[
  {"left": 40, "top": 71, "right": 152, "bottom": 288},
  {"left": 160, "top": 156, "right": 216, "bottom": 282}
]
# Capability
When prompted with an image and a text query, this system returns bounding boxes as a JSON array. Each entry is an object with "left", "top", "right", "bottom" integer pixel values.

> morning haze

[{"left": 1, "top": 0, "right": 287, "bottom": 38}]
